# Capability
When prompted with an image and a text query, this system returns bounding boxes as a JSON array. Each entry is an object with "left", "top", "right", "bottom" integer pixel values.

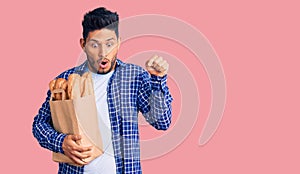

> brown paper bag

[{"left": 49, "top": 89, "right": 103, "bottom": 166}]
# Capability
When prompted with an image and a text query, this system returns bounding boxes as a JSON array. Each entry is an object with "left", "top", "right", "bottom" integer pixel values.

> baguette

[
  {"left": 50, "top": 73, "right": 93, "bottom": 100},
  {"left": 81, "top": 72, "right": 94, "bottom": 96},
  {"left": 67, "top": 74, "right": 80, "bottom": 99},
  {"left": 61, "top": 80, "right": 68, "bottom": 99},
  {"left": 87, "top": 76, "right": 94, "bottom": 95},
  {"left": 72, "top": 76, "right": 81, "bottom": 99},
  {"left": 49, "top": 79, "right": 56, "bottom": 92},
  {"left": 54, "top": 78, "right": 67, "bottom": 100},
  {"left": 82, "top": 77, "right": 90, "bottom": 97},
  {"left": 82, "top": 72, "right": 89, "bottom": 78},
  {"left": 80, "top": 76, "right": 87, "bottom": 97}
]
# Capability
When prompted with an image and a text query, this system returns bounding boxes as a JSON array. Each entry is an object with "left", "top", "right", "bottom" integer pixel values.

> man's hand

[
  {"left": 62, "top": 134, "right": 93, "bottom": 165},
  {"left": 145, "top": 55, "right": 169, "bottom": 77}
]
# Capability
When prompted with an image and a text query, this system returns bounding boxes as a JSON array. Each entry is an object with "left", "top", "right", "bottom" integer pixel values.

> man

[{"left": 32, "top": 7, "right": 172, "bottom": 174}]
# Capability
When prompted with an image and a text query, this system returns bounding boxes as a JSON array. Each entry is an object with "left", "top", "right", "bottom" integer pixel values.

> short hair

[{"left": 82, "top": 7, "right": 119, "bottom": 41}]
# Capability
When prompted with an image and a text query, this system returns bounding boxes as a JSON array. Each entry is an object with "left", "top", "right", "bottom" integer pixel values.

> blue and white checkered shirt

[{"left": 32, "top": 59, "right": 173, "bottom": 174}]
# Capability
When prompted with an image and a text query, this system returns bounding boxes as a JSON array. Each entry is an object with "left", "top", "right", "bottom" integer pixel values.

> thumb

[{"left": 70, "top": 134, "right": 82, "bottom": 141}]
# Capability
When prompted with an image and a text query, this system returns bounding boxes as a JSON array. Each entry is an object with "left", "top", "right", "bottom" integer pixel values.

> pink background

[{"left": 1, "top": 0, "right": 299, "bottom": 173}]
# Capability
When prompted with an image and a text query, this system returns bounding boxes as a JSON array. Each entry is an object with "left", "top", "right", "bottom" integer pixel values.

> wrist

[{"left": 55, "top": 133, "right": 68, "bottom": 154}]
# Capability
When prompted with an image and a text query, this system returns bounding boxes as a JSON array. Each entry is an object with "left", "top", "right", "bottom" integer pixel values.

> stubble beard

[{"left": 87, "top": 55, "right": 117, "bottom": 75}]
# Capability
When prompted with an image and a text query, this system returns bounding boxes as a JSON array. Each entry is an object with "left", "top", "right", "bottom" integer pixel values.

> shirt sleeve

[
  {"left": 138, "top": 72, "right": 173, "bottom": 130},
  {"left": 32, "top": 90, "right": 67, "bottom": 154}
]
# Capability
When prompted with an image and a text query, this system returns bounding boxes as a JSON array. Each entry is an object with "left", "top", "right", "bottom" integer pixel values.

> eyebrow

[{"left": 89, "top": 37, "right": 116, "bottom": 43}]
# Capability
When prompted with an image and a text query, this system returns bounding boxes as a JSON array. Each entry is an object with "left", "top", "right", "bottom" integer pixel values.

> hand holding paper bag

[
  {"left": 62, "top": 134, "right": 92, "bottom": 166},
  {"left": 49, "top": 72, "right": 103, "bottom": 166}
]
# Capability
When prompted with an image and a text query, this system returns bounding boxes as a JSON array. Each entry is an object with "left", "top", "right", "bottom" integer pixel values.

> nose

[{"left": 98, "top": 45, "right": 107, "bottom": 58}]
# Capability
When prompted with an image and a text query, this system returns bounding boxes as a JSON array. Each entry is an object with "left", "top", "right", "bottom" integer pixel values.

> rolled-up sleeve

[{"left": 138, "top": 72, "right": 173, "bottom": 130}]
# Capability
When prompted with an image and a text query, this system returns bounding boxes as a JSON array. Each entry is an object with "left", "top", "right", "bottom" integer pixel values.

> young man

[{"left": 32, "top": 7, "right": 173, "bottom": 174}]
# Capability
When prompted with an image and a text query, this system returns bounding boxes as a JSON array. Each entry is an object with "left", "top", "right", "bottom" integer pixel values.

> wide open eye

[
  {"left": 106, "top": 42, "right": 114, "bottom": 48},
  {"left": 92, "top": 43, "right": 99, "bottom": 48}
]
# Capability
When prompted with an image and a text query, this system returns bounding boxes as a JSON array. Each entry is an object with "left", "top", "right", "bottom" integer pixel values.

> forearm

[
  {"left": 140, "top": 74, "right": 173, "bottom": 130},
  {"left": 147, "top": 91, "right": 172, "bottom": 130}
]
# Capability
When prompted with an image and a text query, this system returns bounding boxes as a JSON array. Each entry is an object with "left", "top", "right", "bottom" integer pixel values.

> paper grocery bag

[{"left": 49, "top": 89, "right": 103, "bottom": 166}]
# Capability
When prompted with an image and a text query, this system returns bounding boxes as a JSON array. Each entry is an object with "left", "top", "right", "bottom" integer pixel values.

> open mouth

[{"left": 99, "top": 60, "right": 109, "bottom": 69}]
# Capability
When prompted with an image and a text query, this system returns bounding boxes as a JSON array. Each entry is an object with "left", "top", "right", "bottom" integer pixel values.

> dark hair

[{"left": 82, "top": 7, "right": 119, "bottom": 41}]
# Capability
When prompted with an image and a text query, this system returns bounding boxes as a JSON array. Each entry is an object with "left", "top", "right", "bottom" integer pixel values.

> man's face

[{"left": 81, "top": 28, "right": 120, "bottom": 74}]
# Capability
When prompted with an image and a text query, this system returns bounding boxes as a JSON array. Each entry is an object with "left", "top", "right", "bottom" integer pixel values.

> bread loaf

[
  {"left": 86, "top": 76, "right": 94, "bottom": 95},
  {"left": 67, "top": 74, "right": 80, "bottom": 99},
  {"left": 49, "top": 79, "right": 56, "bottom": 92},
  {"left": 49, "top": 73, "right": 94, "bottom": 100},
  {"left": 53, "top": 78, "right": 67, "bottom": 100},
  {"left": 82, "top": 72, "right": 89, "bottom": 78},
  {"left": 80, "top": 76, "right": 87, "bottom": 97},
  {"left": 71, "top": 75, "right": 81, "bottom": 100}
]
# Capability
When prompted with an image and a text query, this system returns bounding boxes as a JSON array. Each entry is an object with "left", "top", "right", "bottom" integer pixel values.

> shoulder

[
  {"left": 55, "top": 68, "right": 75, "bottom": 79},
  {"left": 117, "top": 59, "right": 148, "bottom": 77},
  {"left": 115, "top": 60, "right": 151, "bottom": 87}
]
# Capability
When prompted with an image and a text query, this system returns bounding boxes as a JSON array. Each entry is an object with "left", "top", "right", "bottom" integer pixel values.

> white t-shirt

[{"left": 84, "top": 71, "right": 116, "bottom": 174}]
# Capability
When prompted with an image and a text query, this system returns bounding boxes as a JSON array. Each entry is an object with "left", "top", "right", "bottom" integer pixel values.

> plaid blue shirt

[{"left": 32, "top": 59, "right": 173, "bottom": 174}]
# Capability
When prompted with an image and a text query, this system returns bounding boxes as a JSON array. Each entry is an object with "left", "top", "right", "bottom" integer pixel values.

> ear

[{"left": 80, "top": 38, "right": 85, "bottom": 49}]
